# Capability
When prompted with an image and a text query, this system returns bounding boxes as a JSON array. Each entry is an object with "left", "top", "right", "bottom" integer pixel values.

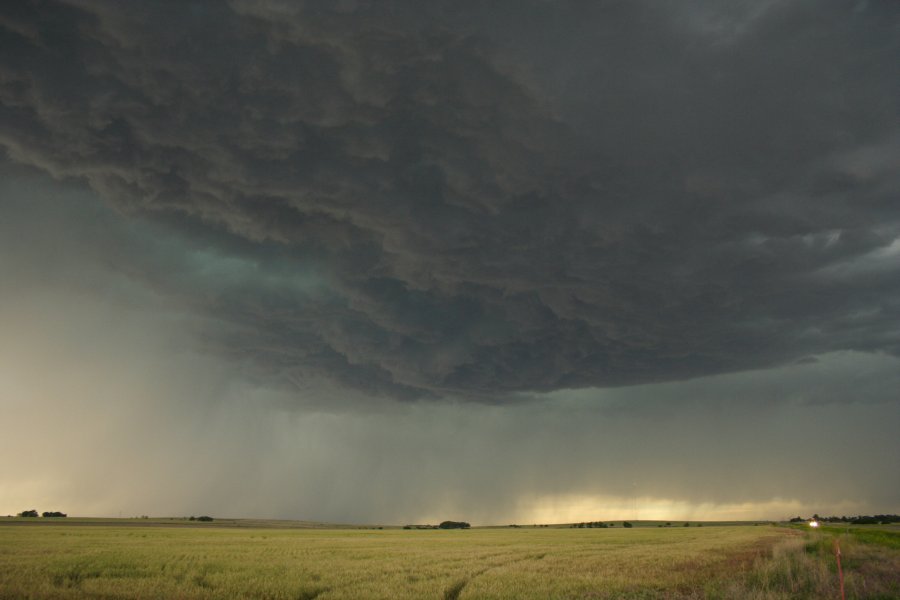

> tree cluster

[
  {"left": 571, "top": 522, "right": 608, "bottom": 528},
  {"left": 15, "top": 509, "right": 67, "bottom": 517},
  {"left": 438, "top": 521, "right": 470, "bottom": 529}
]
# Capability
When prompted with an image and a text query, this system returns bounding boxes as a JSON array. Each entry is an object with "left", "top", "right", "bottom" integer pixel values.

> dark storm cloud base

[{"left": 1, "top": 0, "right": 898, "bottom": 400}]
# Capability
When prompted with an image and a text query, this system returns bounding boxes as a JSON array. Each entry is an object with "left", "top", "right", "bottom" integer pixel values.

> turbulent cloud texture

[
  {"left": 2, "top": 174, "right": 898, "bottom": 521},
  {"left": 1, "top": 0, "right": 898, "bottom": 401}
]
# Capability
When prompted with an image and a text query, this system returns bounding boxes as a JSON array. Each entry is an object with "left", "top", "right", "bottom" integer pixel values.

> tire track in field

[
  {"left": 442, "top": 551, "right": 548, "bottom": 599},
  {"left": 296, "top": 586, "right": 329, "bottom": 600},
  {"left": 442, "top": 577, "right": 469, "bottom": 600}
]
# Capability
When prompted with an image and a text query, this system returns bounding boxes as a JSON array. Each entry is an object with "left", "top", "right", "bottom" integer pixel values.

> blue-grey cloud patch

[{"left": 0, "top": 1, "right": 898, "bottom": 401}]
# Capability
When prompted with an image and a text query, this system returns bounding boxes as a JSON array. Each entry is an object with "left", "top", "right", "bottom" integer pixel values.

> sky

[{"left": 0, "top": 0, "right": 898, "bottom": 525}]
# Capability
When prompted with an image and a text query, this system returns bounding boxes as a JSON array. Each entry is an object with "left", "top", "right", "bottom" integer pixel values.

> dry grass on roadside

[{"left": 707, "top": 530, "right": 900, "bottom": 599}]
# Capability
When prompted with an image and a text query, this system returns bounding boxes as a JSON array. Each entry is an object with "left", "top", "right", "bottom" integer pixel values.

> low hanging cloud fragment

[{"left": 1, "top": 0, "right": 898, "bottom": 400}]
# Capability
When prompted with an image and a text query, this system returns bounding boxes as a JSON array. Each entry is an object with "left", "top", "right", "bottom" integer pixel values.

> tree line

[{"left": 789, "top": 513, "right": 900, "bottom": 525}]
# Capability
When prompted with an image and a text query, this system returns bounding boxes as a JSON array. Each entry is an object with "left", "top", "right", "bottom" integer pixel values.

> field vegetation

[{"left": 0, "top": 520, "right": 897, "bottom": 599}]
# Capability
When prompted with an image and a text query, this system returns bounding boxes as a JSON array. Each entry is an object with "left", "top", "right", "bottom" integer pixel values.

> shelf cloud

[{"left": 2, "top": 1, "right": 898, "bottom": 400}]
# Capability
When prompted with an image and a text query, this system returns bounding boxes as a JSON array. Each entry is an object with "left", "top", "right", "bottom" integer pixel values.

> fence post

[{"left": 834, "top": 537, "right": 845, "bottom": 600}]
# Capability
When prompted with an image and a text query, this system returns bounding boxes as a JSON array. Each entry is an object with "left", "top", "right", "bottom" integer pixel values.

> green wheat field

[{"left": 1, "top": 520, "right": 898, "bottom": 599}]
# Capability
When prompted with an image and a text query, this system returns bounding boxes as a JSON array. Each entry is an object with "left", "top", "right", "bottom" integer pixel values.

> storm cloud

[
  {"left": 1, "top": 2, "right": 899, "bottom": 523},
  {"left": 1, "top": 1, "right": 899, "bottom": 400}
]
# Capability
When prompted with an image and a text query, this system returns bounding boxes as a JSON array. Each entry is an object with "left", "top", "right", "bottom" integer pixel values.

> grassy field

[{"left": 1, "top": 521, "right": 897, "bottom": 599}]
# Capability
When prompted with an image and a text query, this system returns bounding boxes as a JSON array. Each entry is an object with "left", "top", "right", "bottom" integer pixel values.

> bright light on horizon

[{"left": 509, "top": 494, "right": 863, "bottom": 525}]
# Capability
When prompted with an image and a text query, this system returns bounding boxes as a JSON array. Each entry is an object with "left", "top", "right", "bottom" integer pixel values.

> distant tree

[
  {"left": 665, "top": 522, "right": 671, "bottom": 527},
  {"left": 196, "top": 515, "right": 214, "bottom": 522},
  {"left": 684, "top": 522, "right": 690, "bottom": 527},
  {"left": 789, "top": 516, "right": 804, "bottom": 523},
  {"left": 18, "top": 510, "right": 39, "bottom": 517},
  {"left": 189, "top": 516, "right": 196, "bottom": 521},
  {"left": 41, "top": 511, "right": 67, "bottom": 518},
  {"left": 623, "top": 522, "right": 633, "bottom": 528},
  {"left": 438, "top": 521, "right": 470, "bottom": 529}
]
